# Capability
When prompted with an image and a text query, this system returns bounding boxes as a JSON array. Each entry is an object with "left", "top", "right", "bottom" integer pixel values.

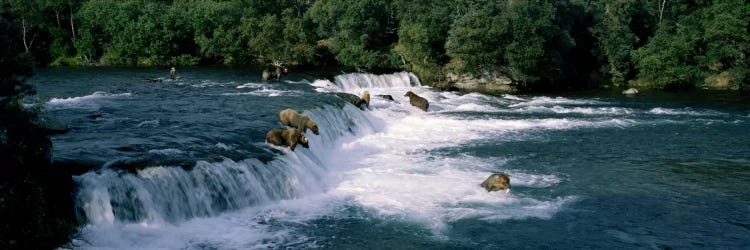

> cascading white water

[
  {"left": 311, "top": 72, "right": 420, "bottom": 93},
  {"left": 74, "top": 72, "right": 420, "bottom": 227},
  {"left": 71, "top": 71, "right": 622, "bottom": 248},
  {"left": 75, "top": 103, "right": 381, "bottom": 225}
]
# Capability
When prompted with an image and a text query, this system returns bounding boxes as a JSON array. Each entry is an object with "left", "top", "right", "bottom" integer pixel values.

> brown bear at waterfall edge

[
  {"left": 404, "top": 91, "right": 429, "bottom": 111},
  {"left": 266, "top": 128, "right": 309, "bottom": 151},
  {"left": 361, "top": 90, "right": 370, "bottom": 108},
  {"left": 279, "top": 109, "right": 319, "bottom": 135}
]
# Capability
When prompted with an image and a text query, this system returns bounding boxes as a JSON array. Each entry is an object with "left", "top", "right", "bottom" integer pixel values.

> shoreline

[{"left": 40, "top": 65, "right": 750, "bottom": 95}]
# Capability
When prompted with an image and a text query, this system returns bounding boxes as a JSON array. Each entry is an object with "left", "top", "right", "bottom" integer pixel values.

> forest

[{"left": 1, "top": 0, "right": 749, "bottom": 90}]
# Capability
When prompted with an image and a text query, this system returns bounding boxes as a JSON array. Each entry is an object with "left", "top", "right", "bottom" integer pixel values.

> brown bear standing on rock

[
  {"left": 361, "top": 90, "right": 370, "bottom": 109},
  {"left": 266, "top": 128, "right": 309, "bottom": 151},
  {"left": 279, "top": 109, "right": 319, "bottom": 135},
  {"left": 404, "top": 91, "right": 429, "bottom": 111},
  {"left": 480, "top": 173, "right": 511, "bottom": 192}
]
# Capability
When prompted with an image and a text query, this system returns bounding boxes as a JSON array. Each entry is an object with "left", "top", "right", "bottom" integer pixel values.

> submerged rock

[
  {"left": 480, "top": 173, "right": 511, "bottom": 192},
  {"left": 376, "top": 94, "right": 395, "bottom": 102}
]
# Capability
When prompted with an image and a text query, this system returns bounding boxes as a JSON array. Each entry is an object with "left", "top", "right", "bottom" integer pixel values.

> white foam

[
  {"left": 215, "top": 143, "right": 234, "bottom": 151},
  {"left": 222, "top": 88, "right": 302, "bottom": 97},
  {"left": 283, "top": 79, "right": 312, "bottom": 84},
  {"left": 509, "top": 96, "right": 607, "bottom": 107},
  {"left": 514, "top": 105, "right": 634, "bottom": 115},
  {"left": 191, "top": 80, "right": 236, "bottom": 88},
  {"left": 47, "top": 91, "right": 132, "bottom": 108},
  {"left": 148, "top": 148, "right": 184, "bottom": 155},
  {"left": 502, "top": 94, "right": 526, "bottom": 101},
  {"left": 137, "top": 119, "right": 159, "bottom": 127},
  {"left": 313, "top": 72, "right": 419, "bottom": 93},
  {"left": 70, "top": 194, "right": 347, "bottom": 249},
  {"left": 649, "top": 107, "right": 727, "bottom": 116},
  {"left": 236, "top": 83, "right": 265, "bottom": 89}
]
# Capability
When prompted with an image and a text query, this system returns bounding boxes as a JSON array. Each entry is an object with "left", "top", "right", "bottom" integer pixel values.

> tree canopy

[{"left": 1, "top": 0, "right": 748, "bottom": 90}]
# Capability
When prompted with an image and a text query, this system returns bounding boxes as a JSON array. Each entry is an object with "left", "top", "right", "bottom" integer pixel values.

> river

[{"left": 29, "top": 67, "right": 750, "bottom": 249}]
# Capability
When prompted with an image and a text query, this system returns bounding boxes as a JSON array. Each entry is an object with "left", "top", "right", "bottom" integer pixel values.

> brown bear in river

[
  {"left": 404, "top": 91, "right": 429, "bottom": 111},
  {"left": 480, "top": 173, "right": 511, "bottom": 192},
  {"left": 361, "top": 90, "right": 370, "bottom": 108},
  {"left": 279, "top": 109, "right": 319, "bottom": 135},
  {"left": 266, "top": 127, "right": 309, "bottom": 151}
]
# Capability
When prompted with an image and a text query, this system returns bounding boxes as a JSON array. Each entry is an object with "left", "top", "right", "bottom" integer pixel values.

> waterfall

[
  {"left": 75, "top": 104, "right": 379, "bottom": 225},
  {"left": 312, "top": 72, "right": 422, "bottom": 93},
  {"left": 74, "top": 72, "right": 423, "bottom": 226}
]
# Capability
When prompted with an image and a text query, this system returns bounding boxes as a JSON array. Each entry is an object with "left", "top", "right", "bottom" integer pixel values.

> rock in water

[
  {"left": 377, "top": 94, "right": 395, "bottom": 102},
  {"left": 480, "top": 173, "right": 511, "bottom": 192},
  {"left": 622, "top": 88, "right": 639, "bottom": 95},
  {"left": 334, "top": 92, "right": 366, "bottom": 110}
]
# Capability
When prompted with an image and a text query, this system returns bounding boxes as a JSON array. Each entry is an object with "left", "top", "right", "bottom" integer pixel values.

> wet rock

[
  {"left": 622, "top": 88, "right": 639, "bottom": 95},
  {"left": 480, "top": 173, "right": 511, "bottom": 192}
]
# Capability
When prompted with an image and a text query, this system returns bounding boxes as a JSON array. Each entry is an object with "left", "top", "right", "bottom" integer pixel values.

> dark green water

[{"left": 29, "top": 68, "right": 750, "bottom": 249}]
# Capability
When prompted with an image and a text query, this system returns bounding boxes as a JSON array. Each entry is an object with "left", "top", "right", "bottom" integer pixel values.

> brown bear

[
  {"left": 266, "top": 127, "right": 309, "bottom": 151},
  {"left": 404, "top": 91, "right": 429, "bottom": 111},
  {"left": 361, "top": 90, "right": 370, "bottom": 108},
  {"left": 279, "top": 109, "right": 319, "bottom": 135},
  {"left": 480, "top": 173, "right": 511, "bottom": 192}
]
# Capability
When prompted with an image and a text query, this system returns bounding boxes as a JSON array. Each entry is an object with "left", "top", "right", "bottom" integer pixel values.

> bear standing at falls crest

[
  {"left": 279, "top": 109, "right": 319, "bottom": 135},
  {"left": 266, "top": 127, "right": 309, "bottom": 151}
]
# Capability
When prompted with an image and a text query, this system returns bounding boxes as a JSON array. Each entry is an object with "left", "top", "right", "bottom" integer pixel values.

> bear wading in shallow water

[
  {"left": 266, "top": 128, "right": 309, "bottom": 151},
  {"left": 279, "top": 109, "right": 319, "bottom": 135},
  {"left": 480, "top": 173, "right": 511, "bottom": 192},
  {"left": 404, "top": 91, "right": 429, "bottom": 111}
]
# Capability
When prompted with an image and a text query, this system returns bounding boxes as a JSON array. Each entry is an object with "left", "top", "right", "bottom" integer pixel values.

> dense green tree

[
  {"left": 634, "top": 0, "right": 750, "bottom": 89},
  {"left": 504, "top": 0, "right": 573, "bottom": 85},
  {"left": 590, "top": 0, "right": 640, "bottom": 85},
  {"left": 444, "top": 2, "right": 508, "bottom": 77},
  {"left": 181, "top": 0, "right": 245, "bottom": 64},
  {"left": 308, "top": 0, "right": 399, "bottom": 69},
  {"left": 0, "top": 0, "right": 747, "bottom": 90},
  {"left": 633, "top": 18, "right": 701, "bottom": 89},
  {"left": 393, "top": 0, "right": 454, "bottom": 83}
]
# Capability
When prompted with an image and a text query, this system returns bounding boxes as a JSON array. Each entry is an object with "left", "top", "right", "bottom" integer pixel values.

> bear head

[
  {"left": 308, "top": 120, "right": 319, "bottom": 135},
  {"left": 299, "top": 134, "right": 310, "bottom": 148}
]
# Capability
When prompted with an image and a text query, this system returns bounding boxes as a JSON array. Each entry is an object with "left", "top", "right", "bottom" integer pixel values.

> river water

[{"left": 30, "top": 68, "right": 750, "bottom": 249}]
